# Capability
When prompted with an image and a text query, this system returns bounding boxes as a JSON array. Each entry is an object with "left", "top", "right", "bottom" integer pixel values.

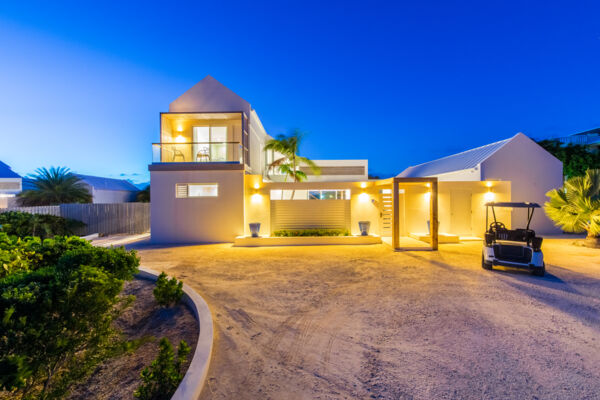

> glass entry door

[{"left": 192, "top": 126, "right": 228, "bottom": 162}]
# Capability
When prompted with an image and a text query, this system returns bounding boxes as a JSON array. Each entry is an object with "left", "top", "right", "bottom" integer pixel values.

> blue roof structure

[
  {"left": 397, "top": 135, "right": 515, "bottom": 178},
  {"left": 76, "top": 174, "right": 139, "bottom": 192},
  {"left": 0, "top": 161, "right": 21, "bottom": 179}
]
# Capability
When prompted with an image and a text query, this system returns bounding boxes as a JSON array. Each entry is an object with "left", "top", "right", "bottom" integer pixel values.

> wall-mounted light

[
  {"left": 175, "top": 135, "right": 186, "bottom": 143},
  {"left": 485, "top": 181, "right": 493, "bottom": 188},
  {"left": 424, "top": 192, "right": 431, "bottom": 202},
  {"left": 253, "top": 183, "right": 260, "bottom": 190},
  {"left": 426, "top": 182, "right": 431, "bottom": 188},
  {"left": 176, "top": 124, "right": 184, "bottom": 132},
  {"left": 359, "top": 192, "right": 370, "bottom": 202},
  {"left": 360, "top": 182, "right": 367, "bottom": 189},
  {"left": 484, "top": 190, "right": 495, "bottom": 202},
  {"left": 251, "top": 193, "right": 262, "bottom": 204}
]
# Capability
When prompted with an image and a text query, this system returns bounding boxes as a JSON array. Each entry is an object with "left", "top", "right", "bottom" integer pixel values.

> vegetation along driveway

[{"left": 133, "top": 239, "right": 600, "bottom": 399}]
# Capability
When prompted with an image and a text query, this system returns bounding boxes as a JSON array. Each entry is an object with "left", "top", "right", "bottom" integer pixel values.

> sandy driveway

[{"left": 133, "top": 239, "right": 600, "bottom": 400}]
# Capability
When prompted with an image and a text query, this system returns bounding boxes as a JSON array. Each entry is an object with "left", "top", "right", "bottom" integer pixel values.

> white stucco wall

[
  {"left": 91, "top": 189, "right": 137, "bottom": 203},
  {"left": 481, "top": 133, "right": 563, "bottom": 234},
  {"left": 150, "top": 169, "right": 245, "bottom": 243}
]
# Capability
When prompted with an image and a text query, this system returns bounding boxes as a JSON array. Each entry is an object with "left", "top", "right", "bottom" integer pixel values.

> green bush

[
  {"left": 0, "top": 211, "right": 86, "bottom": 239},
  {"left": 273, "top": 228, "right": 350, "bottom": 237},
  {"left": 0, "top": 234, "right": 141, "bottom": 398},
  {"left": 153, "top": 272, "right": 184, "bottom": 307},
  {"left": 134, "top": 337, "right": 191, "bottom": 400}
]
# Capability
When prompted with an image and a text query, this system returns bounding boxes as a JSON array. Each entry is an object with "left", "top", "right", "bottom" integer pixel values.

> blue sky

[{"left": 1, "top": 1, "right": 599, "bottom": 182}]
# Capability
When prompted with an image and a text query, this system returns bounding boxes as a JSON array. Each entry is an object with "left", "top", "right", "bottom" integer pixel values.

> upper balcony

[{"left": 153, "top": 112, "right": 249, "bottom": 165}]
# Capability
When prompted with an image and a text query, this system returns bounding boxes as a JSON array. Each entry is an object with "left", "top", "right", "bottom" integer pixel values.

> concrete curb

[{"left": 136, "top": 267, "right": 213, "bottom": 400}]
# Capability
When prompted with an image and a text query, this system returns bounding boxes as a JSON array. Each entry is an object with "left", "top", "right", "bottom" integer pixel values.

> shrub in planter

[
  {"left": 134, "top": 337, "right": 191, "bottom": 400},
  {"left": 273, "top": 228, "right": 350, "bottom": 237},
  {"left": 153, "top": 272, "right": 184, "bottom": 307}
]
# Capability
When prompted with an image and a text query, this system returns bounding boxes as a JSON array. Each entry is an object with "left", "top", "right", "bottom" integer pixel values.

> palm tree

[
  {"left": 545, "top": 169, "right": 600, "bottom": 247},
  {"left": 18, "top": 167, "right": 92, "bottom": 206},
  {"left": 263, "top": 130, "right": 320, "bottom": 182}
]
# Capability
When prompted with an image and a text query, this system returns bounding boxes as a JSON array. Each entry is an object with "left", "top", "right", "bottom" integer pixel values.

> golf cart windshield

[
  {"left": 484, "top": 202, "right": 542, "bottom": 245},
  {"left": 485, "top": 202, "right": 540, "bottom": 231}
]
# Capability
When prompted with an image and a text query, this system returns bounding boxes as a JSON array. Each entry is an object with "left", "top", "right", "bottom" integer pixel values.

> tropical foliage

[
  {"left": 18, "top": 167, "right": 92, "bottom": 206},
  {"left": 153, "top": 272, "right": 184, "bottom": 307},
  {"left": 134, "top": 338, "right": 190, "bottom": 400},
  {"left": 273, "top": 228, "right": 350, "bottom": 237},
  {"left": 537, "top": 140, "right": 600, "bottom": 178},
  {"left": 545, "top": 169, "right": 600, "bottom": 238},
  {"left": 136, "top": 185, "right": 150, "bottom": 202},
  {"left": 0, "top": 211, "right": 85, "bottom": 239},
  {"left": 263, "top": 130, "right": 320, "bottom": 182},
  {"left": 0, "top": 233, "right": 140, "bottom": 399}
]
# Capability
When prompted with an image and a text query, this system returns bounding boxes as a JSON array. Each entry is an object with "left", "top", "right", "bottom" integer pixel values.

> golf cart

[{"left": 482, "top": 202, "right": 545, "bottom": 276}]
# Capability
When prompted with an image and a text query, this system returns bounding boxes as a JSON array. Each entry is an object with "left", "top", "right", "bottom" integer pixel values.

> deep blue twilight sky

[{"left": 1, "top": 1, "right": 599, "bottom": 183}]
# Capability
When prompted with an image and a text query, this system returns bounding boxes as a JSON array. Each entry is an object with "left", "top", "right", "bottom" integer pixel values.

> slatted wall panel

[{"left": 271, "top": 200, "right": 350, "bottom": 232}]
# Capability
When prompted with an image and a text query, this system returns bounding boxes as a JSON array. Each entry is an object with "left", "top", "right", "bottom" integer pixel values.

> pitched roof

[
  {"left": 397, "top": 134, "right": 517, "bottom": 178},
  {"left": 76, "top": 174, "right": 139, "bottom": 192},
  {"left": 0, "top": 161, "right": 21, "bottom": 179}
]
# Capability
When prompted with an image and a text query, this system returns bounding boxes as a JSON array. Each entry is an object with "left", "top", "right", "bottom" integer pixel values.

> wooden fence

[{"left": 1, "top": 203, "right": 150, "bottom": 236}]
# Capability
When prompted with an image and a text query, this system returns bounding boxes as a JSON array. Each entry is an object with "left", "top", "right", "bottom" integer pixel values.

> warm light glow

[
  {"left": 424, "top": 192, "right": 431, "bottom": 202},
  {"left": 359, "top": 192, "right": 370, "bottom": 202},
  {"left": 251, "top": 193, "right": 262, "bottom": 204},
  {"left": 176, "top": 124, "right": 183, "bottom": 132},
  {"left": 426, "top": 182, "right": 431, "bottom": 188},
  {"left": 485, "top": 181, "right": 493, "bottom": 188},
  {"left": 360, "top": 182, "right": 367, "bottom": 189},
  {"left": 484, "top": 191, "right": 495, "bottom": 202},
  {"left": 175, "top": 135, "right": 186, "bottom": 143},
  {"left": 253, "top": 183, "right": 260, "bottom": 189}
]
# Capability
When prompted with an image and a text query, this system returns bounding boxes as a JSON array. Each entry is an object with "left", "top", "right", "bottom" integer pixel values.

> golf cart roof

[{"left": 485, "top": 202, "right": 541, "bottom": 208}]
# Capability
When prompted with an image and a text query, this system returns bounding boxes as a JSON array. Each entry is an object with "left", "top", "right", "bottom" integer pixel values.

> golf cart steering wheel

[{"left": 489, "top": 221, "right": 506, "bottom": 232}]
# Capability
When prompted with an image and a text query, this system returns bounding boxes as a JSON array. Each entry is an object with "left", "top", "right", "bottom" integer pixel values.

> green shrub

[
  {"left": 273, "top": 228, "right": 350, "bottom": 237},
  {"left": 0, "top": 264, "right": 135, "bottom": 398},
  {"left": 57, "top": 246, "right": 140, "bottom": 280},
  {"left": 134, "top": 337, "right": 191, "bottom": 400},
  {"left": 0, "top": 211, "right": 85, "bottom": 239},
  {"left": 153, "top": 272, "right": 184, "bottom": 307}
]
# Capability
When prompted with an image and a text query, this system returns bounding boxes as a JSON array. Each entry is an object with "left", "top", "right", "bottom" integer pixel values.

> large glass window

[
  {"left": 192, "top": 126, "right": 228, "bottom": 162},
  {"left": 270, "top": 189, "right": 350, "bottom": 200}
]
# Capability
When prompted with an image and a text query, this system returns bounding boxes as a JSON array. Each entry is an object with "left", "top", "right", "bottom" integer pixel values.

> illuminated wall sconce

[
  {"left": 484, "top": 190, "right": 495, "bottom": 202},
  {"left": 253, "top": 183, "right": 260, "bottom": 190},
  {"left": 426, "top": 182, "right": 431, "bottom": 188},
  {"left": 360, "top": 182, "right": 367, "bottom": 189},
  {"left": 175, "top": 135, "right": 186, "bottom": 143},
  {"left": 251, "top": 193, "right": 262, "bottom": 204},
  {"left": 359, "top": 192, "right": 370, "bottom": 202},
  {"left": 485, "top": 181, "right": 493, "bottom": 188}
]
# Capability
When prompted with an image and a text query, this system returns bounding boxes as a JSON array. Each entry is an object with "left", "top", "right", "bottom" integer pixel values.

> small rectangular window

[{"left": 176, "top": 183, "right": 218, "bottom": 198}]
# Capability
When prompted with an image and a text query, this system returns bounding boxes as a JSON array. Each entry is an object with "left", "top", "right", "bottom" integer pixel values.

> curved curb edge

[{"left": 136, "top": 267, "right": 213, "bottom": 400}]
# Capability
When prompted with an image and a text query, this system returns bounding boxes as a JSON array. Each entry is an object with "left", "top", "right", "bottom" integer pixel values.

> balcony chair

[{"left": 196, "top": 149, "right": 210, "bottom": 162}]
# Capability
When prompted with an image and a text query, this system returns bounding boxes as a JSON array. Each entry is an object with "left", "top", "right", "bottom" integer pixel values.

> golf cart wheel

[
  {"left": 531, "top": 262, "right": 546, "bottom": 277},
  {"left": 481, "top": 254, "right": 492, "bottom": 270}
]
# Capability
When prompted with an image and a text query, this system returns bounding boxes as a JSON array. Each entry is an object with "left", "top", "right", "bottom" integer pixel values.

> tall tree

[
  {"left": 18, "top": 167, "right": 92, "bottom": 206},
  {"left": 263, "top": 130, "right": 320, "bottom": 182},
  {"left": 545, "top": 169, "right": 600, "bottom": 247},
  {"left": 537, "top": 139, "right": 600, "bottom": 178}
]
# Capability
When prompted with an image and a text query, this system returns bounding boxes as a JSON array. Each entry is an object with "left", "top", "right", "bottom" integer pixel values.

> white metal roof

[{"left": 397, "top": 134, "right": 519, "bottom": 178}]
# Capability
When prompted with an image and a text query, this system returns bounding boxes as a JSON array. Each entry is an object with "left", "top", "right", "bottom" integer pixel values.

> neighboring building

[
  {"left": 0, "top": 161, "right": 22, "bottom": 208},
  {"left": 556, "top": 127, "right": 600, "bottom": 153},
  {"left": 398, "top": 133, "right": 563, "bottom": 234},
  {"left": 22, "top": 174, "right": 139, "bottom": 204},
  {"left": 149, "top": 76, "right": 564, "bottom": 246},
  {"left": 76, "top": 175, "right": 139, "bottom": 203}
]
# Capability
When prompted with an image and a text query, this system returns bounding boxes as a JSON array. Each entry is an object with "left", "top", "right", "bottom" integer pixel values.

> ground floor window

[
  {"left": 176, "top": 183, "right": 218, "bottom": 198},
  {"left": 270, "top": 189, "right": 350, "bottom": 200}
]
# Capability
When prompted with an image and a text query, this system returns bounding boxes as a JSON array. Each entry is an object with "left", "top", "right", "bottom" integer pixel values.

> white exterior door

[{"left": 450, "top": 189, "right": 472, "bottom": 236}]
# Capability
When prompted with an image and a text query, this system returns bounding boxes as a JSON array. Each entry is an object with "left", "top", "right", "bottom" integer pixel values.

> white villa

[{"left": 149, "top": 76, "right": 563, "bottom": 249}]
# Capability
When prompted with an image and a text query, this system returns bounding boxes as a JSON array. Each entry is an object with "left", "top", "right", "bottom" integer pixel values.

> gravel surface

[
  {"left": 68, "top": 278, "right": 198, "bottom": 400},
  {"left": 134, "top": 238, "right": 600, "bottom": 400}
]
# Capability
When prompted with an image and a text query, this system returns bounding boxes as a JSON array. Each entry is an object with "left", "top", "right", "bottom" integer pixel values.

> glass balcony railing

[{"left": 152, "top": 142, "right": 244, "bottom": 163}]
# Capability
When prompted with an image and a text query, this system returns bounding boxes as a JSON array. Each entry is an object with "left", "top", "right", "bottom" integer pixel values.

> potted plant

[
  {"left": 249, "top": 222, "right": 261, "bottom": 238},
  {"left": 358, "top": 221, "right": 370, "bottom": 236}
]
